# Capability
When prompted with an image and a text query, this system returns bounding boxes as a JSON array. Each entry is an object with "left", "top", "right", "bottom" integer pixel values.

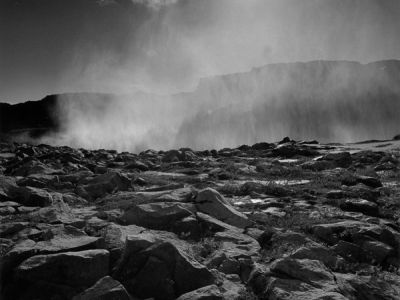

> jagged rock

[
  {"left": 270, "top": 258, "right": 335, "bottom": 287},
  {"left": 326, "top": 190, "right": 345, "bottom": 199},
  {"left": 356, "top": 175, "right": 382, "bottom": 188},
  {"left": 301, "top": 159, "right": 336, "bottom": 171},
  {"left": 173, "top": 215, "right": 202, "bottom": 239},
  {"left": 290, "top": 244, "right": 345, "bottom": 270},
  {"left": 312, "top": 220, "right": 365, "bottom": 244},
  {"left": 195, "top": 188, "right": 251, "bottom": 228},
  {"left": 59, "top": 170, "right": 94, "bottom": 184},
  {"left": 97, "top": 187, "right": 193, "bottom": 211},
  {"left": 125, "top": 160, "right": 149, "bottom": 171},
  {"left": 11, "top": 186, "right": 53, "bottom": 207},
  {"left": 318, "top": 152, "right": 352, "bottom": 168},
  {"left": 15, "top": 249, "right": 109, "bottom": 290},
  {"left": 1, "top": 225, "right": 103, "bottom": 285},
  {"left": 340, "top": 199, "right": 379, "bottom": 216},
  {"left": 343, "top": 184, "right": 380, "bottom": 202},
  {"left": 176, "top": 284, "right": 223, "bottom": 300},
  {"left": 115, "top": 235, "right": 215, "bottom": 299},
  {"left": 0, "top": 176, "right": 18, "bottom": 201},
  {"left": 77, "top": 171, "right": 131, "bottom": 200},
  {"left": 0, "top": 222, "right": 29, "bottom": 238},
  {"left": 361, "top": 240, "right": 394, "bottom": 264},
  {"left": 72, "top": 276, "right": 131, "bottom": 300},
  {"left": 121, "top": 202, "right": 196, "bottom": 229},
  {"left": 333, "top": 240, "right": 363, "bottom": 262}
]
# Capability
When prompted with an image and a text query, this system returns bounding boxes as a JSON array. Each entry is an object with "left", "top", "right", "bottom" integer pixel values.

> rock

[
  {"left": 270, "top": 258, "right": 335, "bottom": 288},
  {"left": 125, "top": 160, "right": 149, "bottom": 171},
  {"left": 319, "top": 152, "right": 352, "bottom": 168},
  {"left": 0, "top": 222, "right": 29, "bottom": 238},
  {"left": 290, "top": 244, "right": 345, "bottom": 269},
  {"left": 344, "top": 184, "right": 380, "bottom": 202},
  {"left": 301, "top": 159, "right": 336, "bottom": 171},
  {"left": 115, "top": 235, "right": 215, "bottom": 299},
  {"left": 196, "top": 212, "right": 239, "bottom": 232},
  {"left": 340, "top": 199, "right": 379, "bottom": 216},
  {"left": 72, "top": 276, "right": 131, "bottom": 300},
  {"left": 77, "top": 171, "right": 131, "bottom": 200},
  {"left": 195, "top": 188, "right": 251, "bottom": 228},
  {"left": 0, "top": 176, "right": 18, "bottom": 201},
  {"left": 176, "top": 285, "right": 223, "bottom": 300},
  {"left": 173, "top": 216, "right": 202, "bottom": 240},
  {"left": 361, "top": 240, "right": 394, "bottom": 264},
  {"left": 98, "top": 187, "right": 193, "bottom": 211},
  {"left": 2, "top": 225, "right": 104, "bottom": 285},
  {"left": 16, "top": 249, "right": 109, "bottom": 287},
  {"left": 326, "top": 190, "right": 345, "bottom": 199},
  {"left": 12, "top": 186, "right": 53, "bottom": 207},
  {"left": 333, "top": 240, "right": 363, "bottom": 262},
  {"left": 213, "top": 230, "right": 260, "bottom": 258},
  {"left": 249, "top": 258, "right": 348, "bottom": 299},
  {"left": 251, "top": 142, "right": 274, "bottom": 150},
  {"left": 262, "top": 277, "right": 348, "bottom": 300},
  {"left": 121, "top": 202, "right": 195, "bottom": 229},
  {"left": 356, "top": 175, "right": 382, "bottom": 188},
  {"left": 312, "top": 220, "right": 365, "bottom": 244}
]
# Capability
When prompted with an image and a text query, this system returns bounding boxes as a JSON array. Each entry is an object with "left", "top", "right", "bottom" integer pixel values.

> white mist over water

[{"left": 40, "top": 0, "right": 400, "bottom": 151}]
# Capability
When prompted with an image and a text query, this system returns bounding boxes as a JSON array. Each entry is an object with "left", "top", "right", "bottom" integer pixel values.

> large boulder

[
  {"left": 340, "top": 199, "right": 379, "bottom": 216},
  {"left": 114, "top": 234, "right": 215, "bottom": 299},
  {"left": 72, "top": 276, "right": 131, "bottom": 300},
  {"left": 195, "top": 188, "right": 251, "bottom": 228},
  {"left": 318, "top": 152, "right": 352, "bottom": 168},
  {"left": 250, "top": 258, "right": 348, "bottom": 299},
  {"left": 1, "top": 225, "right": 104, "bottom": 292},
  {"left": 77, "top": 172, "right": 131, "bottom": 200},
  {"left": 12, "top": 186, "right": 53, "bottom": 207},
  {"left": 16, "top": 249, "right": 109, "bottom": 287}
]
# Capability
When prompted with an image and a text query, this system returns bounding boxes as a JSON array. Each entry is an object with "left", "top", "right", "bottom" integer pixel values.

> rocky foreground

[{"left": 1, "top": 137, "right": 400, "bottom": 299}]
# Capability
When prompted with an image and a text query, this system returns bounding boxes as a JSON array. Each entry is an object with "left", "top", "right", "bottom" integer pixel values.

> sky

[{"left": 1, "top": 0, "right": 400, "bottom": 103}]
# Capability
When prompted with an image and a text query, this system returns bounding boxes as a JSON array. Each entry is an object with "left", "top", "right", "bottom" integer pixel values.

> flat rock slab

[{"left": 16, "top": 249, "right": 109, "bottom": 287}]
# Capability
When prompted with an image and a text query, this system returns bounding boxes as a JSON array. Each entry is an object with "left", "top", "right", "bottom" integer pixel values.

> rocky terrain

[{"left": 1, "top": 136, "right": 400, "bottom": 299}]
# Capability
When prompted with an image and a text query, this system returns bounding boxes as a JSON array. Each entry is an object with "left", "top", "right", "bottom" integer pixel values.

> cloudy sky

[{"left": 1, "top": 0, "right": 400, "bottom": 102}]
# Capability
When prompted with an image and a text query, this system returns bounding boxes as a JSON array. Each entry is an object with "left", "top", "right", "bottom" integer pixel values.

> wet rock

[
  {"left": 195, "top": 188, "right": 251, "bottom": 228},
  {"left": 72, "top": 276, "right": 131, "bottom": 300}
]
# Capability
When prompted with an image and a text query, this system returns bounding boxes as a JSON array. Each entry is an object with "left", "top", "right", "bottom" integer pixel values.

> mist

[{"left": 27, "top": 0, "right": 400, "bottom": 151}]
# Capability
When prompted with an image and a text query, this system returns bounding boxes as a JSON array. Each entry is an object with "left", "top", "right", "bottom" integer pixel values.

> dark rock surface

[{"left": 1, "top": 138, "right": 400, "bottom": 299}]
